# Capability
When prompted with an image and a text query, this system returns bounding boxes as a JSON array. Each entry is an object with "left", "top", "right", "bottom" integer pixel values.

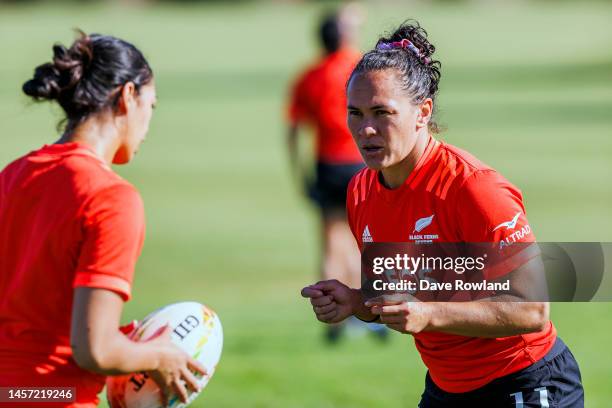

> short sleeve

[
  {"left": 456, "top": 170, "right": 538, "bottom": 279},
  {"left": 73, "top": 183, "right": 145, "bottom": 301},
  {"left": 287, "top": 73, "right": 311, "bottom": 125}
]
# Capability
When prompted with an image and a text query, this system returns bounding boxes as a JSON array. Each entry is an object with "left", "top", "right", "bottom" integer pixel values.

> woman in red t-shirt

[
  {"left": 0, "top": 33, "right": 203, "bottom": 407},
  {"left": 301, "top": 21, "right": 584, "bottom": 407}
]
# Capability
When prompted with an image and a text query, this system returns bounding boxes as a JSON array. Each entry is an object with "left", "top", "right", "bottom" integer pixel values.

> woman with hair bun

[
  {"left": 0, "top": 33, "right": 204, "bottom": 407},
  {"left": 302, "top": 21, "right": 584, "bottom": 407}
]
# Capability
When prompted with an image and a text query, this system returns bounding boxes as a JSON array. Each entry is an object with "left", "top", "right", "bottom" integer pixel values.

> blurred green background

[{"left": 1, "top": 1, "right": 611, "bottom": 407}]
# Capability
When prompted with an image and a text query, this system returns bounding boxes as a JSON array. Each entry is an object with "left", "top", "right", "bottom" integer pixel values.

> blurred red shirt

[
  {"left": 346, "top": 136, "right": 556, "bottom": 393},
  {"left": 288, "top": 48, "right": 363, "bottom": 164},
  {"left": 0, "top": 143, "right": 145, "bottom": 407}
]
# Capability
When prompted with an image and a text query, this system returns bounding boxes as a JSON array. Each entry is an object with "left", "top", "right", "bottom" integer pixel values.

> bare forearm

[
  {"left": 73, "top": 330, "right": 162, "bottom": 375},
  {"left": 427, "top": 301, "right": 549, "bottom": 338},
  {"left": 71, "top": 288, "right": 165, "bottom": 375}
]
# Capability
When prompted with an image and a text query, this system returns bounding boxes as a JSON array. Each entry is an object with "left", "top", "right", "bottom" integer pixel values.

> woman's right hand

[
  {"left": 71, "top": 287, "right": 208, "bottom": 405},
  {"left": 147, "top": 325, "right": 207, "bottom": 406},
  {"left": 301, "top": 279, "right": 357, "bottom": 323}
]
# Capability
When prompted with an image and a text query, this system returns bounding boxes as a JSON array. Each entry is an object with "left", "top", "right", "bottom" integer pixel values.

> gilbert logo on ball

[{"left": 107, "top": 302, "right": 223, "bottom": 408}]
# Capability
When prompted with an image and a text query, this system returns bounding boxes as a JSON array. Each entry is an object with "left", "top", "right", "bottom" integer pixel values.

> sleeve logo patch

[{"left": 492, "top": 212, "right": 521, "bottom": 232}]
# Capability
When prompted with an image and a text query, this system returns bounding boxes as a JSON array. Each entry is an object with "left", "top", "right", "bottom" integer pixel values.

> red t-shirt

[
  {"left": 347, "top": 136, "right": 556, "bottom": 393},
  {"left": 288, "top": 48, "right": 363, "bottom": 164},
  {"left": 0, "top": 143, "right": 145, "bottom": 407}
]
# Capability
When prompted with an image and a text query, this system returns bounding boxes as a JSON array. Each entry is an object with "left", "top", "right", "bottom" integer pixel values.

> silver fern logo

[{"left": 414, "top": 215, "right": 434, "bottom": 233}]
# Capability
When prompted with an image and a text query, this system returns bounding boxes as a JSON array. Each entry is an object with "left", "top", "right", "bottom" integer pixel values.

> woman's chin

[{"left": 364, "top": 157, "right": 386, "bottom": 171}]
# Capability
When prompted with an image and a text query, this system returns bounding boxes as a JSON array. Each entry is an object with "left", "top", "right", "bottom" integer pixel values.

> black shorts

[
  {"left": 309, "top": 161, "right": 365, "bottom": 214},
  {"left": 419, "top": 337, "right": 584, "bottom": 408}
]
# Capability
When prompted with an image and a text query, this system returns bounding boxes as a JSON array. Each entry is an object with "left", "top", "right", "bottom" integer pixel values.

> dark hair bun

[
  {"left": 22, "top": 35, "right": 93, "bottom": 101},
  {"left": 379, "top": 20, "right": 436, "bottom": 61},
  {"left": 22, "top": 31, "right": 152, "bottom": 133}
]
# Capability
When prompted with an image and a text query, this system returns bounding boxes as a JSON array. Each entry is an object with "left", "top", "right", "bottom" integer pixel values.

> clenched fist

[{"left": 301, "top": 279, "right": 358, "bottom": 324}]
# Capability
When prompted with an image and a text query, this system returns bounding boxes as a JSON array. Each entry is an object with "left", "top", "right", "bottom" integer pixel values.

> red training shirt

[
  {"left": 288, "top": 48, "right": 363, "bottom": 164},
  {"left": 0, "top": 143, "right": 145, "bottom": 407},
  {"left": 346, "top": 136, "right": 556, "bottom": 393}
]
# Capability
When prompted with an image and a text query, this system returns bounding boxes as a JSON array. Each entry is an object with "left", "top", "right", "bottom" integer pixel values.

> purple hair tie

[{"left": 376, "top": 38, "right": 431, "bottom": 65}]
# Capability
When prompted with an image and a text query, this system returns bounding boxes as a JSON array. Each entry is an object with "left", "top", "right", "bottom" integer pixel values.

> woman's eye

[
  {"left": 348, "top": 110, "right": 362, "bottom": 117},
  {"left": 376, "top": 110, "right": 390, "bottom": 116}
]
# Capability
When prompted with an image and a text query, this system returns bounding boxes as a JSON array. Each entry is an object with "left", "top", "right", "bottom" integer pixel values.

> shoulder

[
  {"left": 54, "top": 154, "right": 143, "bottom": 218},
  {"left": 412, "top": 140, "right": 507, "bottom": 201},
  {"left": 83, "top": 180, "right": 143, "bottom": 216},
  {"left": 289, "top": 65, "right": 323, "bottom": 109},
  {"left": 1, "top": 147, "right": 131, "bottom": 194},
  {"left": 321, "top": 49, "right": 361, "bottom": 82},
  {"left": 0, "top": 154, "right": 28, "bottom": 186},
  {"left": 439, "top": 142, "right": 492, "bottom": 172},
  {"left": 78, "top": 183, "right": 144, "bottom": 242},
  {"left": 327, "top": 48, "right": 362, "bottom": 67},
  {"left": 455, "top": 168, "right": 524, "bottom": 222},
  {"left": 448, "top": 153, "right": 530, "bottom": 242},
  {"left": 447, "top": 143, "right": 521, "bottom": 205},
  {"left": 293, "top": 63, "right": 321, "bottom": 89},
  {"left": 430, "top": 142, "right": 523, "bottom": 207},
  {"left": 341, "top": 49, "right": 362, "bottom": 67},
  {"left": 66, "top": 154, "right": 137, "bottom": 193}
]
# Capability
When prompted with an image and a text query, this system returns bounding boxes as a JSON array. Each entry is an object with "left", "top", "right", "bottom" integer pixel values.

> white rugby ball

[{"left": 106, "top": 301, "right": 223, "bottom": 408}]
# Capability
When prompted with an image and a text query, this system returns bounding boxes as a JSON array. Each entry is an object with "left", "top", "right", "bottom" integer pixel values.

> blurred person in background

[
  {"left": 287, "top": 4, "right": 386, "bottom": 343},
  {"left": 0, "top": 32, "right": 204, "bottom": 407}
]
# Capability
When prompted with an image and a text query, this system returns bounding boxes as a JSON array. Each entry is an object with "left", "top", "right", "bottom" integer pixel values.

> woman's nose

[{"left": 359, "top": 125, "right": 377, "bottom": 138}]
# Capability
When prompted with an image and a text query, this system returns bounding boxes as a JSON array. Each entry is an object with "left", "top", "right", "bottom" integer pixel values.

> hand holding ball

[{"left": 107, "top": 302, "right": 223, "bottom": 408}]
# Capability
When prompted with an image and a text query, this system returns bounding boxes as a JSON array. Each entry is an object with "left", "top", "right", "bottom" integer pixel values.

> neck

[
  {"left": 57, "top": 114, "right": 121, "bottom": 165},
  {"left": 325, "top": 41, "right": 353, "bottom": 56},
  {"left": 380, "top": 131, "right": 430, "bottom": 189}
]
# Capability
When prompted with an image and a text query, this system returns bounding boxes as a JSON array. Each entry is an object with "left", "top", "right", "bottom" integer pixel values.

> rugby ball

[{"left": 106, "top": 302, "right": 223, "bottom": 408}]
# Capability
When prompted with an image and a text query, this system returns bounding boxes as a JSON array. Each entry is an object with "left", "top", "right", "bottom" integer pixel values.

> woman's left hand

[{"left": 366, "top": 296, "right": 434, "bottom": 334}]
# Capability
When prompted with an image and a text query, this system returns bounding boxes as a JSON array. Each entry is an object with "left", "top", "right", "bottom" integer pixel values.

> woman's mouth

[{"left": 362, "top": 145, "right": 384, "bottom": 157}]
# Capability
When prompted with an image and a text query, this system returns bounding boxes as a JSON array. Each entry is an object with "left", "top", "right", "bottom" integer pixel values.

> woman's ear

[
  {"left": 116, "top": 82, "right": 136, "bottom": 115},
  {"left": 416, "top": 98, "right": 433, "bottom": 130}
]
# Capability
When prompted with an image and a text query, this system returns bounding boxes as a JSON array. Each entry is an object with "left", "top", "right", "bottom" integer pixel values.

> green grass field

[{"left": 1, "top": 1, "right": 611, "bottom": 406}]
